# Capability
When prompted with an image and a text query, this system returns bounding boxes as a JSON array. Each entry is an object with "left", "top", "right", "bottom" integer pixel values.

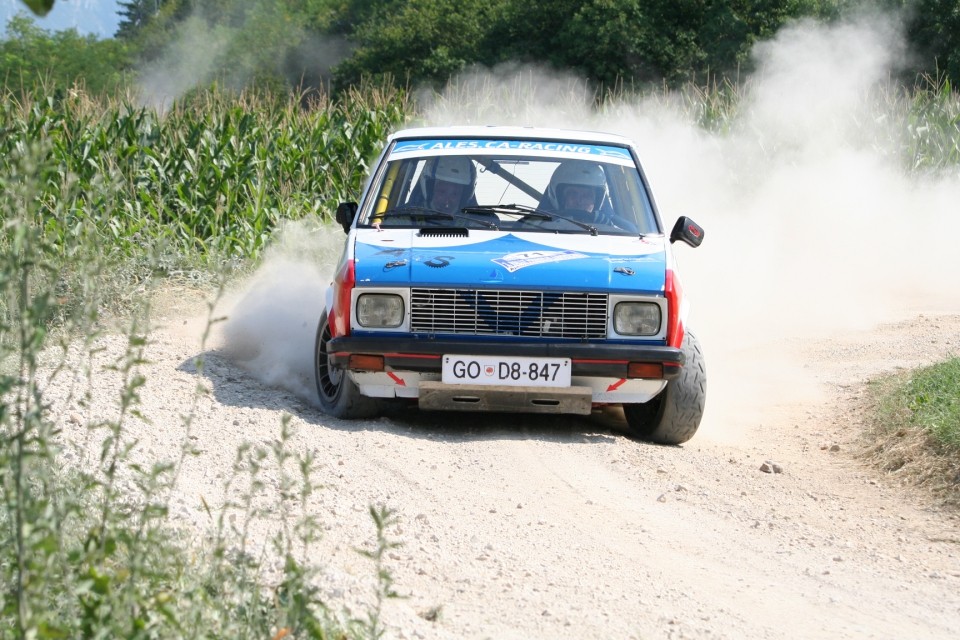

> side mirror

[
  {"left": 335, "top": 202, "right": 358, "bottom": 234},
  {"left": 669, "top": 216, "right": 704, "bottom": 248}
]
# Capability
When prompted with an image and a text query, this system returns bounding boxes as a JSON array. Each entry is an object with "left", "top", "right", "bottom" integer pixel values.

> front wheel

[
  {"left": 314, "top": 311, "right": 379, "bottom": 419},
  {"left": 623, "top": 331, "right": 706, "bottom": 445}
]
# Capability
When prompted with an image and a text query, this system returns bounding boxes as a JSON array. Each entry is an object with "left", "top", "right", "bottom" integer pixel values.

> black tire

[
  {"left": 314, "top": 311, "right": 379, "bottom": 419},
  {"left": 623, "top": 331, "right": 706, "bottom": 445}
]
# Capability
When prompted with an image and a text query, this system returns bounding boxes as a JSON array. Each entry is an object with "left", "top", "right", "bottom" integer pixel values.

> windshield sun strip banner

[{"left": 390, "top": 139, "right": 634, "bottom": 163}]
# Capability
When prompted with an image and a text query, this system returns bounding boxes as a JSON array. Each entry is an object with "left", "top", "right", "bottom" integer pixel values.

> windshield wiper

[
  {"left": 379, "top": 206, "right": 452, "bottom": 220},
  {"left": 465, "top": 204, "right": 597, "bottom": 235},
  {"left": 463, "top": 203, "right": 552, "bottom": 219},
  {"left": 377, "top": 206, "right": 498, "bottom": 229}
]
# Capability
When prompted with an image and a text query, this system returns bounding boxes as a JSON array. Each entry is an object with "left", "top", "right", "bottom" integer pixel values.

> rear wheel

[
  {"left": 314, "top": 311, "right": 379, "bottom": 418},
  {"left": 623, "top": 331, "right": 706, "bottom": 445}
]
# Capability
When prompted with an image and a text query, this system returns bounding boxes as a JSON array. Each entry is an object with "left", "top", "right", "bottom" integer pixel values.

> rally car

[{"left": 316, "top": 126, "right": 706, "bottom": 444}]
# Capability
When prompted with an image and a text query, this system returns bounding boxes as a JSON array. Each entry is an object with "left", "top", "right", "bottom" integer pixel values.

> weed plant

[
  {"left": 875, "top": 358, "right": 960, "bottom": 453},
  {"left": 0, "top": 202, "right": 401, "bottom": 640},
  {"left": 0, "top": 86, "right": 404, "bottom": 638},
  {"left": 865, "top": 357, "right": 960, "bottom": 506}
]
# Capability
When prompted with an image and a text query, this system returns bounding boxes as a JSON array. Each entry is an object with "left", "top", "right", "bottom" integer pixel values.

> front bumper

[{"left": 326, "top": 335, "right": 684, "bottom": 379}]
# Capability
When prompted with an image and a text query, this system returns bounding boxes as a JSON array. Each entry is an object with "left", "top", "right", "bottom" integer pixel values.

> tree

[
  {"left": 330, "top": 0, "right": 835, "bottom": 91},
  {"left": 0, "top": 15, "right": 129, "bottom": 94},
  {"left": 561, "top": 0, "right": 707, "bottom": 86},
  {"left": 539, "top": 0, "right": 832, "bottom": 86},
  {"left": 332, "top": 0, "right": 505, "bottom": 89},
  {"left": 116, "top": 0, "right": 171, "bottom": 39},
  {"left": 904, "top": 0, "right": 960, "bottom": 86}
]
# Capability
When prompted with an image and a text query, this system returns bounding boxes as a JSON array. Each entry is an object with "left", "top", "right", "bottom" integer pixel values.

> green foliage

[
  {"left": 903, "top": 75, "right": 960, "bottom": 171},
  {"left": 355, "top": 506, "right": 402, "bottom": 639},
  {"left": 117, "top": 0, "right": 330, "bottom": 95},
  {"left": 0, "top": 15, "right": 131, "bottom": 95},
  {"left": 333, "top": 0, "right": 834, "bottom": 90},
  {"left": 0, "top": 150, "right": 397, "bottom": 635},
  {"left": 116, "top": 0, "right": 173, "bottom": 40},
  {"left": 17, "top": 0, "right": 54, "bottom": 16},
  {"left": 333, "top": 0, "right": 505, "bottom": 90},
  {"left": 11, "top": 1, "right": 960, "bottom": 101},
  {"left": 563, "top": 0, "right": 707, "bottom": 85},
  {"left": 904, "top": 0, "right": 960, "bottom": 90},
  {"left": 868, "top": 354, "right": 960, "bottom": 503},
  {"left": 892, "top": 358, "right": 960, "bottom": 451},
  {"left": 0, "top": 84, "right": 408, "bottom": 278},
  {"left": 867, "top": 74, "right": 960, "bottom": 173},
  {"left": 117, "top": 0, "right": 192, "bottom": 62}
]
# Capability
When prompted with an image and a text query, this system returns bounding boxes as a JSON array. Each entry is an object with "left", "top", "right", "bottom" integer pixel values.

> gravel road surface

[{"left": 46, "top": 274, "right": 960, "bottom": 639}]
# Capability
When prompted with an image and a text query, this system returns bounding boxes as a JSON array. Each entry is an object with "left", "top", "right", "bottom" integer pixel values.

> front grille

[{"left": 410, "top": 288, "right": 608, "bottom": 338}]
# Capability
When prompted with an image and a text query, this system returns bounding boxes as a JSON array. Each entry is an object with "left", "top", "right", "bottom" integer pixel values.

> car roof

[{"left": 389, "top": 125, "right": 636, "bottom": 148}]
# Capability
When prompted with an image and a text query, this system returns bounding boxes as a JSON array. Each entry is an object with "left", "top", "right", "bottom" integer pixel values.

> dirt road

[{"left": 48, "top": 281, "right": 959, "bottom": 640}]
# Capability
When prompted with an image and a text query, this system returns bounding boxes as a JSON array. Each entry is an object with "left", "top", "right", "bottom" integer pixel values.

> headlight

[
  {"left": 356, "top": 294, "right": 404, "bottom": 327},
  {"left": 613, "top": 302, "right": 661, "bottom": 336}
]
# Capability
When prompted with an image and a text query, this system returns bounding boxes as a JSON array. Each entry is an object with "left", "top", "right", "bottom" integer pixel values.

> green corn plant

[
  {"left": 905, "top": 75, "right": 960, "bottom": 172},
  {"left": 0, "top": 83, "right": 409, "bottom": 279}
]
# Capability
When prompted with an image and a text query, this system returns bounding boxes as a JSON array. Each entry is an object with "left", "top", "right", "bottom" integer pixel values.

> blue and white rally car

[{"left": 317, "top": 126, "right": 706, "bottom": 444}]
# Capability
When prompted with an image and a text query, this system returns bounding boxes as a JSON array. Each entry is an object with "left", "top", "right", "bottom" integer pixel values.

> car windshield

[{"left": 357, "top": 139, "right": 660, "bottom": 236}]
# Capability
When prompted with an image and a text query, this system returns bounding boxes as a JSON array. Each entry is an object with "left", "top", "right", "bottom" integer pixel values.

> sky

[{"left": 1, "top": 0, "right": 122, "bottom": 38}]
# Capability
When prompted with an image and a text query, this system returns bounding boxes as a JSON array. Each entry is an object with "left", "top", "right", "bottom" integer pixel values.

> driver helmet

[
  {"left": 546, "top": 160, "right": 608, "bottom": 213},
  {"left": 420, "top": 155, "right": 476, "bottom": 202}
]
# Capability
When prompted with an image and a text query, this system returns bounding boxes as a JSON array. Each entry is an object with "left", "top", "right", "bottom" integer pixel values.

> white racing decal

[{"left": 492, "top": 250, "right": 588, "bottom": 273}]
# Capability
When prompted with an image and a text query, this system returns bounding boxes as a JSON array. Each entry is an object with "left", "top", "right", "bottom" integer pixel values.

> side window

[
  {"left": 366, "top": 159, "right": 420, "bottom": 224},
  {"left": 607, "top": 164, "right": 656, "bottom": 233}
]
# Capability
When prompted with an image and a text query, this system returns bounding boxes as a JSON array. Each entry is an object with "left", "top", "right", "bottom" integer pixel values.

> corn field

[{"left": 0, "top": 84, "right": 409, "bottom": 267}]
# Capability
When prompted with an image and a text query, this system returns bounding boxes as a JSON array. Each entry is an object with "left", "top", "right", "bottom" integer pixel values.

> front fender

[{"left": 323, "top": 286, "right": 334, "bottom": 316}]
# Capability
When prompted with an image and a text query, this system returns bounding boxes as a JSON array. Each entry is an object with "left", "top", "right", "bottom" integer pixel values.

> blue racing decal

[{"left": 392, "top": 139, "right": 632, "bottom": 161}]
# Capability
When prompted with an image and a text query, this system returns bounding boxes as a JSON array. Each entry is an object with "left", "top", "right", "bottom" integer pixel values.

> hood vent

[{"left": 418, "top": 227, "right": 469, "bottom": 238}]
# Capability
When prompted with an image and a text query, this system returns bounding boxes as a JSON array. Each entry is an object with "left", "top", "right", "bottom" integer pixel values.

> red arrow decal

[
  {"left": 606, "top": 378, "right": 626, "bottom": 392},
  {"left": 387, "top": 372, "right": 406, "bottom": 386}
]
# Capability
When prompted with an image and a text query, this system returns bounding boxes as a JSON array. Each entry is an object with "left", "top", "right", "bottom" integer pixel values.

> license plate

[{"left": 441, "top": 355, "right": 571, "bottom": 387}]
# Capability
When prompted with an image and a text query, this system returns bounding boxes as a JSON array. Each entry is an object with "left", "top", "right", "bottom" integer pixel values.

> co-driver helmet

[{"left": 546, "top": 160, "right": 608, "bottom": 213}]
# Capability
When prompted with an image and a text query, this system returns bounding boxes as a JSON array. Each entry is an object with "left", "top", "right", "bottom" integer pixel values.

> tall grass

[
  {"left": 872, "top": 358, "right": 960, "bottom": 452},
  {"left": 0, "top": 162, "right": 403, "bottom": 638},
  {"left": 0, "top": 84, "right": 407, "bottom": 638},
  {"left": 898, "top": 358, "right": 960, "bottom": 450},
  {"left": 865, "top": 357, "right": 960, "bottom": 506}
]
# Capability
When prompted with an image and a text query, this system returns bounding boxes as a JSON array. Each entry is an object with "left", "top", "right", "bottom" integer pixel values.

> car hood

[{"left": 351, "top": 229, "right": 667, "bottom": 294}]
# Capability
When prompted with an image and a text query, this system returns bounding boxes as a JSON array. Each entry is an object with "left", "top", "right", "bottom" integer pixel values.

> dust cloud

[
  {"left": 133, "top": 3, "right": 350, "bottom": 110},
  {"left": 218, "top": 12, "right": 960, "bottom": 438},
  {"left": 216, "top": 220, "right": 344, "bottom": 405}
]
